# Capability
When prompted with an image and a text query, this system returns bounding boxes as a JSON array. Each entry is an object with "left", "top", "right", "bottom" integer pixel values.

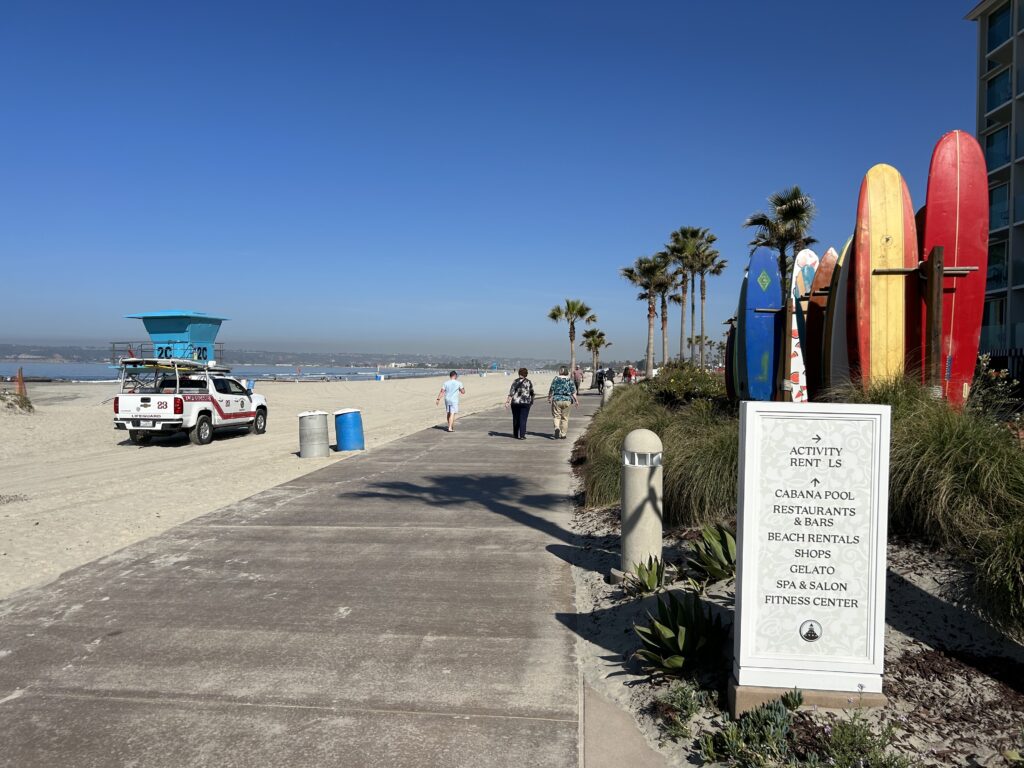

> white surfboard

[{"left": 789, "top": 249, "right": 819, "bottom": 403}]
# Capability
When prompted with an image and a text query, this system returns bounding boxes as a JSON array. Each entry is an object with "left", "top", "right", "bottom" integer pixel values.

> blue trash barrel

[
  {"left": 335, "top": 408, "right": 365, "bottom": 451},
  {"left": 374, "top": 373, "right": 386, "bottom": 381}
]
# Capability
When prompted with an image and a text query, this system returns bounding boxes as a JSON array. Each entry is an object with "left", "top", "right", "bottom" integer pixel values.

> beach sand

[{"left": 0, "top": 371, "right": 554, "bottom": 600}]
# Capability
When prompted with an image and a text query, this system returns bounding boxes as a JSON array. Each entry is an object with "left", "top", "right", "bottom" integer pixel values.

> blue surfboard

[{"left": 738, "top": 248, "right": 783, "bottom": 401}]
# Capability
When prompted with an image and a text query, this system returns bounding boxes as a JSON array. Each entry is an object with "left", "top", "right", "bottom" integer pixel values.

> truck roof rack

[{"left": 119, "top": 357, "right": 232, "bottom": 373}]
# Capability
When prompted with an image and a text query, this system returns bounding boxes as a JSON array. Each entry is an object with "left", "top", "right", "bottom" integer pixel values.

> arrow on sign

[
  {"left": 811, "top": 478, "right": 821, "bottom": 486},
  {"left": 813, "top": 435, "right": 821, "bottom": 443}
]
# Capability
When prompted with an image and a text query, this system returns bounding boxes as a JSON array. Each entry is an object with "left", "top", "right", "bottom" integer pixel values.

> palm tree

[
  {"left": 580, "top": 328, "right": 612, "bottom": 389},
  {"left": 743, "top": 186, "right": 816, "bottom": 285},
  {"left": 694, "top": 248, "right": 728, "bottom": 368},
  {"left": 621, "top": 255, "right": 669, "bottom": 377},
  {"left": 667, "top": 227, "right": 717, "bottom": 365},
  {"left": 653, "top": 251, "right": 676, "bottom": 366},
  {"left": 548, "top": 300, "right": 596, "bottom": 374}
]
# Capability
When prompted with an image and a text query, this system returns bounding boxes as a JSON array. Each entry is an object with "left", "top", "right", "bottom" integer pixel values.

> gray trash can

[{"left": 298, "top": 410, "right": 330, "bottom": 458}]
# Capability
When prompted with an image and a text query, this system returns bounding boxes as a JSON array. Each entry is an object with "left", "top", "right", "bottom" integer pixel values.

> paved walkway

[{"left": 0, "top": 391, "right": 663, "bottom": 767}]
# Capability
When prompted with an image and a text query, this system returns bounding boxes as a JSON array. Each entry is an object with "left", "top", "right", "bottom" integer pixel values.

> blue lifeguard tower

[{"left": 113, "top": 310, "right": 227, "bottom": 364}]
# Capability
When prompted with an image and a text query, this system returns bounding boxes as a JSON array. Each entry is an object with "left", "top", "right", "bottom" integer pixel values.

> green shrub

[
  {"left": 633, "top": 590, "right": 727, "bottom": 676},
  {"left": 644, "top": 362, "right": 729, "bottom": 409},
  {"left": 700, "top": 699, "right": 792, "bottom": 766},
  {"left": 583, "top": 385, "right": 675, "bottom": 508},
  {"left": 815, "top": 711, "right": 915, "bottom": 768},
  {"left": 688, "top": 522, "right": 737, "bottom": 582},
  {"left": 661, "top": 402, "right": 740, "bottom": 527},
  {"left": 975, "top": 515, "right": 1024, "bottom": 635},
  {"left": 652, "top": 679, "right": 714, "bottom": 741}
]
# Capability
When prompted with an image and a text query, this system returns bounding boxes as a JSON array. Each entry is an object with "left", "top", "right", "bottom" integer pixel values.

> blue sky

[{"left": 0, "top": 1, "right": 979, "bottom": 360}]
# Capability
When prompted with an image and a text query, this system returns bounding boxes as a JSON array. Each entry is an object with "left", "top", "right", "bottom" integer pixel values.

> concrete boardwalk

[{"left": 0, "top": 394, "right": 603, "bottom": 767}]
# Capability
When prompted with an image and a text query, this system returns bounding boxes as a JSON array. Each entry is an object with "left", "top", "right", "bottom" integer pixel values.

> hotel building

[{"left": 968, "top": 0, "right": 1024, "bottom": 362}]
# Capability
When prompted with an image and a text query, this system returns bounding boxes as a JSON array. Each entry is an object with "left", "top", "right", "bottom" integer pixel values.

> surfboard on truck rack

[
  {"left": 850, "top": 163, "right": 920, "bottom": 387},
  {"left": 918, "top": 130, "right": 988, "bottom": 407}
]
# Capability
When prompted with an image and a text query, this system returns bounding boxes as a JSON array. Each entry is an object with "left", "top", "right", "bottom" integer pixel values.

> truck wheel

[
  {"left": 250, "top": 408, "right": 267, "bottom": 435},
  {"left": 189, "top": 414, "right": 213, "bottom": 445},
  {"left": 129, "top": 430, "right": 151, "bottom": 445}
]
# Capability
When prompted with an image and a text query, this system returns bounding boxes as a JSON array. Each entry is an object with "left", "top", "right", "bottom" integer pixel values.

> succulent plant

[
  {"left": 623, "top": 555, "right": 667, "bottom": 595},
  {"left": 688, "top": 522, "right": 737, "bottom": 582},
  {"left": 632, "top": 590, "right": 727, "bottom": 675}
]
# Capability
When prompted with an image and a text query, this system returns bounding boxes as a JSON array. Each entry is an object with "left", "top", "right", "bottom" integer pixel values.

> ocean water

[{"left": 0, "top": 361, "right": 453, "bottom": 383}]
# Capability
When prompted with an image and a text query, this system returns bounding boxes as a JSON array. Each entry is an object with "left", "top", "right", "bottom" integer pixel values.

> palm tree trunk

[
  {"left": 660, "top": 295, "right": 669, "bottom": 366},
  {"left": 678, "top": 285, "right": 688, "bottom": 361},
  {"left": 689, "top": 271, "right": 697, "bottom": 365},
  {"left": 645, "top": 299, "right": 656, "bottom": 377},
  {"left": 590, "top": 348, "right": 598, "bottom": 388},
  {"left": 568, "top": 322, "right": 576, "bottom": 373},
  {"left": 699, "top": 275, "right": 708, "bottom": 368}
]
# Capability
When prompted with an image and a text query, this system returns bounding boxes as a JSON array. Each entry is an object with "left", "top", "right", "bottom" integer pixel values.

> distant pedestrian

[
  {"left": 572, "top": 365, "right": 584, "bottom": 395},
  {"left": 623, "top": 365, "right": 633, "bottom": 385},
  {"left": 547, "top": 366, "right": 578, "bottom": 440},
  {"left": 436, "top": 371, "right": 466, "bottom": 432},
  {"left": 504, "top": 367, "right": 535, "bottom": 439},
  {"left": 594, "top": 367, "right": 605, "bottom": 392}
]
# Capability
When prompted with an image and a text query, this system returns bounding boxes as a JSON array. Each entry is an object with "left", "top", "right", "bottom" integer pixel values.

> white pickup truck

[{"left": 113, "top": 358, "right": 268, "bottom": 445}]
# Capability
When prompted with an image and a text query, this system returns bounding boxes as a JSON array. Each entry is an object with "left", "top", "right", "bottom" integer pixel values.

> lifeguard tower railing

[{"left": 110, "top": 340, "right": 225, "bottom": 365}]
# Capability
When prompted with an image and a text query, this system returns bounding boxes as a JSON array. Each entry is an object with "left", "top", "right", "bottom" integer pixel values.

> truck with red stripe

[{"left": 113, "top": 358, "right": 268, "bottom": 445}]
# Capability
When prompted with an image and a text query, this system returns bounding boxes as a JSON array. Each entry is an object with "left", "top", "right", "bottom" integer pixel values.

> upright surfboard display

[
  {"left": 851, "top": 164, "right": 920, "bottom": 386},
  {"left": 919, "top": 130, "right": 989, "bottom": 406},
  {"left": 739, "top": 249, "right": 783, "bottom": 401},
  {"left": 804, "top": 247, "right": 838, "bottom": 399},
  {"left": 823, "top": 238, "right": 853, "bottom": 391},
  {"left": 788, "top": 249, "right": 819, "bottom": 403}
]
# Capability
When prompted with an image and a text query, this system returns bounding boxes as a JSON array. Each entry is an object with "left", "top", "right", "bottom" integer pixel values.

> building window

[
  {"left": 988, "top": 3, "right": 1012, "bottom": 53},
  {"left": 986, "top": 126, "right": 1011, "bottom": 168},
  {"left": 982, "top": 295, "right": 1007, "bottom": 351},
  {"left": 987, "top": 68, "right": 1012, "bottom": 112},
  {"left": 989, "top": 240, "right": 1009, "bottom": 291},
  {"left": 991, "top": 184, "right": 1009, "bottom": 229}
]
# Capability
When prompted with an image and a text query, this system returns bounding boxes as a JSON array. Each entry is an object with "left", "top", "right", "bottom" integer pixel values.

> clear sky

[{"left": 0, "top": 1, "right": 979, "bottom": 360}]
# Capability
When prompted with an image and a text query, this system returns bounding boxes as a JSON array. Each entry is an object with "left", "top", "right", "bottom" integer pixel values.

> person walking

[
  {"left": 572, "top": 365, "right": 584, "bottom": 396},
  {"left": 547, "top": 366, "right": 578, "bottom": 440},
  {"left": 504, "top": 367, "right": 535, "bottom": 439},
  {"left": 436, "top": 371, "right": 466, "bottom": 432}
]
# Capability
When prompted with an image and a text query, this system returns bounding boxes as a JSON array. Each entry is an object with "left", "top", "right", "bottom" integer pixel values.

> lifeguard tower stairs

[{"left": 110, "top": 310, "right": 226, "bottom": 364}]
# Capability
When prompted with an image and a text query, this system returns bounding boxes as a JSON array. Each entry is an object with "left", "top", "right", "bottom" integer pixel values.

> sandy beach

[{"left": 0, "top": 371, "right": 554, "bottom": 600}]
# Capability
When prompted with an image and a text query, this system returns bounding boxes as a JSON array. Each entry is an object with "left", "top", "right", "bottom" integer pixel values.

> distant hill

[{"left": 0, "top": 344, "right": 558, "bottom": 370}]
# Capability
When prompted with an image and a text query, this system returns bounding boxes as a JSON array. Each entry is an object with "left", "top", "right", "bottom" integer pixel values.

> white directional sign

[{"left": 733, "top": 402, "right": 891, "bottom": 693}]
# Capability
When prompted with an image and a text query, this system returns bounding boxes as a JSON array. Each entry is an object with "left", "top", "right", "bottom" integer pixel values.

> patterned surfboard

[{"left": 788, "top": 249, "right": 819, "bottom": 402}]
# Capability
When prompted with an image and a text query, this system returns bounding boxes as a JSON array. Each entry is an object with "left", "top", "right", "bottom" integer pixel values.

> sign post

[{"left": 730, "top": 401, "right": 891, "bottom": 717}]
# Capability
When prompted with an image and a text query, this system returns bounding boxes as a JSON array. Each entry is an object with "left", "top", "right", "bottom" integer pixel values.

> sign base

[{"left": 728, "top": 677, "right": 888, "bottom": 719}]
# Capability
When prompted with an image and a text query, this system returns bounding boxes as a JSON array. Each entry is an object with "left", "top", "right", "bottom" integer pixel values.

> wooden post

[
  {"left": 15, "top": 366, "right": 26, "bottom": 397},
  {"left": 780, "top": 297, "right": 794, "bottom": 402},
  {"left": 924, "top": 246, "right": 944, "bottom": 390}
]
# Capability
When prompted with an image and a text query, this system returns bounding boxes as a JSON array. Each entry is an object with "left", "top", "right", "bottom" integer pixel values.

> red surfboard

[
  {"left": 919, "top": 130, "right": 989, "bottom": 407},
  {"left": 804, "top": 247, "right": 838, "bottom": 400}
]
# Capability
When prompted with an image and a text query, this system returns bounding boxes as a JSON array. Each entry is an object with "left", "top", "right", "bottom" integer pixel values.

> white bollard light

[
  {"left": 620, "top": 429, "right": 663, "bottom": 576},
  {"left": 602, "top": 379, "right": 614, "bottom": 406}
]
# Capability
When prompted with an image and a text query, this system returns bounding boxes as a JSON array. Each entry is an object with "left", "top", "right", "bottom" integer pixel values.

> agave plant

[
  {"left": 688, "top": 523, "right": 737, "bottom": 582},
  {"left": 623, "top": 555, "right": 667, "bottom": 596},
  {"left": 633, "top": 590, "right": 727, "bottom": 675}
]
